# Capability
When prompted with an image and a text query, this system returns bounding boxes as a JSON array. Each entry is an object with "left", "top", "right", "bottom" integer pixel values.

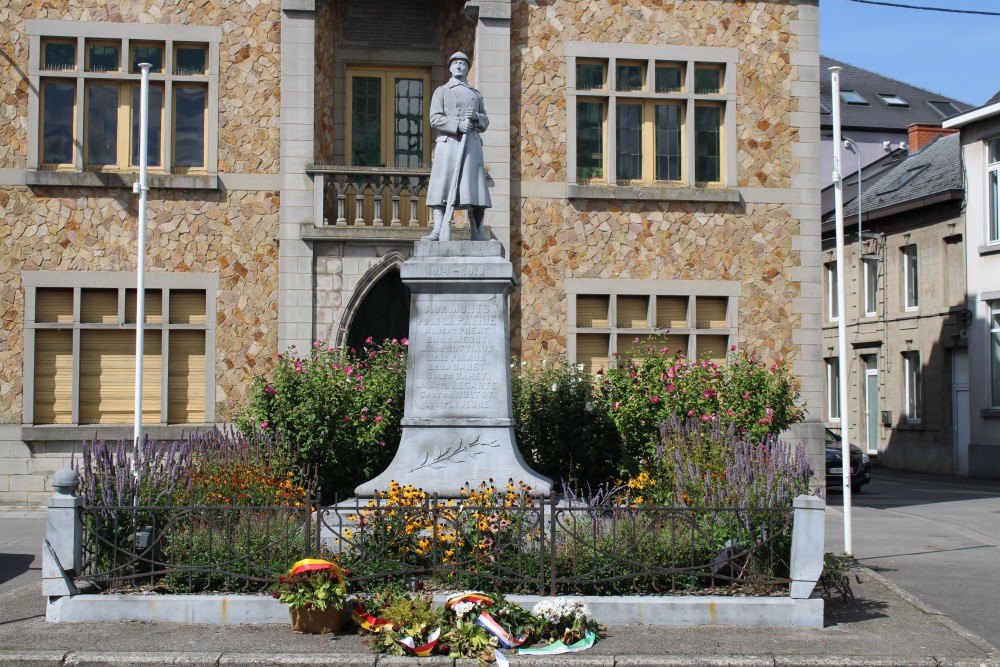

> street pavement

[
  {"left": 825, "top": 468, "right": 1000, "bottom": 650},
  {"left": 0, "top": 473, "right": 998, "bottom": 666}
]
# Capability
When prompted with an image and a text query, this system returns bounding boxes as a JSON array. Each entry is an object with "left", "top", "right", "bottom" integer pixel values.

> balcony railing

[{"left": 307, "top": 165, "right": 433, "bottom": 237}]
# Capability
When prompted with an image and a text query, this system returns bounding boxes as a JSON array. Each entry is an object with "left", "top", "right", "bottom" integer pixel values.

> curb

[
  {"left": 2, "top": 654, "right": 999, "bottom": 667},
  {"left": 857, "top": 566, "right": 1000, "bottom": 659}
]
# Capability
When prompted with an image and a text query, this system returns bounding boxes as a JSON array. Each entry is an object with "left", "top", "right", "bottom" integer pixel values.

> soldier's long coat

[{"left": 426, "top": 78, "right": 492, "bottom": 209}]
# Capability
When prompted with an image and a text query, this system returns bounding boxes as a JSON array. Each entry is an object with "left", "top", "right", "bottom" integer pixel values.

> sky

[{"left": 820, "top": 0, "right": 1000, "bottom": 107}]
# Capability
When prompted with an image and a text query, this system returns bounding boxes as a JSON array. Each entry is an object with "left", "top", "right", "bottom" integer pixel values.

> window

[
  {"left": 928, "top": 100, "right": 963, "bottom": 119},
  {"left": 840, "top": 90, "right": 868, "bottom": 105},
  {"left": 863, "top": 257, "right": 879, "bottom": 316},
  {"left": 826, "top": 357, "right": 841, "bottom": 421},
  {"left": 567, "top": 43, "right": 736, "bottom": 189},
  {"left": 29, "top": 21, "right": 219, "bottom": 174},
  {"left": 879, "top": 93, "right": 908, "bottom": 107},
  {"left": 988, "top": 138, "right": 1000, "bottom": 245},
  {"left": 902, "top": 245, "right": 919, "bottom": 311},
  {"left": 566, "top": 279, "right": 739, "bottom": 375},
  {"left": 991, "top": 301, "right": 1000, "bottom": 409},
  {"left": 903, "top": 351, "right": 921, "bottom": 422},
  {"left": 24, "top": 272, "right": 216, "bottom": 426},
  {"left": 346, "top": 66, "right": 431, "bottom": 168},
  {"left": 825, "top": 261, "right": 839, "bottom": 321}
]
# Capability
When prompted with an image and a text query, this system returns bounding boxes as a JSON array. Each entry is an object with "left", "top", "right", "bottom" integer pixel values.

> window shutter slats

[
  {"left": 656, "top": 296, "right": 688, "bottom": 329},
  {"left": 79, "top": 331, "right": 162, "bottom": 424},
  {"left": 34, "top": 330, "right": 73, "bottom": 424},
  {"left": 576, "top": 295, "right": 610, "bottom": 328},
  {"left": 577, "top": 333, "right": 610, "bottom": 376},
  {"left": 168, "top": 330, "right": 205, "bottom": 423}
]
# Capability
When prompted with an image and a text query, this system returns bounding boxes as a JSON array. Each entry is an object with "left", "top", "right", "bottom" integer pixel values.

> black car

[{"left": 825, "top": 428, "right": 871, "bottom": 493}]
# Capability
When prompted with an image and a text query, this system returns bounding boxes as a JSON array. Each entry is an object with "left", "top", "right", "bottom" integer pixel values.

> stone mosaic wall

[
  {"left": 0, "top": 187, "right": 280, "bottom": 422},
  {"left": 0, "top": 0, "right": 281, "bottom": 173},
  {"left": 512, "top": 199, "right": 800, "bottom": 361},
  {"left": 509, "top": 0, "right": 806, "bottom": 367},
  {"left": 0, "top": 0, "right": 284, "bottom": 426},
  {"left": 510, "top": 0, "right": 799, "bottom": 188}
]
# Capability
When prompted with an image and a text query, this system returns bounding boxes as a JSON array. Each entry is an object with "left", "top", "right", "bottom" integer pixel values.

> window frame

[
  {"left": 344, "top": 65, "right": 432, "bottom": 169},
  {"left": 566, "top": 43, "right": 737, "bottom": 192},
  {"left": 825, "top": 261, "right": 839, "bottom": 321},
  {"left": 990, "top": 301, "right": 1000, "bottom": 410},
  {"left": 987, "top": 137, "right": 1000, "bottom": 246},
  {"left": 27, "top": 20, "right": 220, "bottom": 177},
  {"left": 863, "top": 257, "right": 879, "bottom": 316},
  {"left": 826, "top": 357, "right": 841, "bottom": 422},
  {"left": 901, "top": 245, "right": 919, "bottom": 311},
  {"left": 565, "top": 278, "right": 740, "bottom": 375},
  {"left": 22, "top": 271, "right": 217, "bottom": 429},
  {"left": 903, "top": 350, "right": 921, "bottom": 422}
]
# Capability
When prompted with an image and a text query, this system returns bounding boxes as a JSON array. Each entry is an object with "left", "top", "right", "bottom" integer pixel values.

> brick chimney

[{"left": 908, "top": 123, "right": 958, "bottom": 153}]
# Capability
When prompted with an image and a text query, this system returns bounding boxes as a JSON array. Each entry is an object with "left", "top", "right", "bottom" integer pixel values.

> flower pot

[{"left": 289, "top": 605, "right": 344, "bottom": 634}]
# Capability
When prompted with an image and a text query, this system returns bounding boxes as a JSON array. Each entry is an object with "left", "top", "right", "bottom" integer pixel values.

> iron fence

[
  {"left": 78, "top": 494, "right": 793, "bottom": 596},
  {"left": 79, "top": 499, "right": 318, "bottom": 592},
  {"left": 318, "top": 493, "right": 793, "bottom": 596}
]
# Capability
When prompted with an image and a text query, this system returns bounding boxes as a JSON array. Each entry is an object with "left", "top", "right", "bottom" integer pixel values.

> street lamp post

[
  {"left": 132, "top": 63, "right": 151, "bottom": 460},
  {"left": 830, "top": 66, "right": 854, "bottom": 556}
]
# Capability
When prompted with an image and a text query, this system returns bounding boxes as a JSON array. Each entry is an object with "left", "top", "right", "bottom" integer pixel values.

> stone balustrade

[{"left": 307, "top": 165, "right": 432, "bottom": 231}]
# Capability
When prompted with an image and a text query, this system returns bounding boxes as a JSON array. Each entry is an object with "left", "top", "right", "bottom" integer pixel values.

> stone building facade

[
  {"left": 0, "top": 0, "right": 824, "bottom": 506},
  {"left": 0, "top": 1, "right": 282, "bottom": 505},
  {"left": 821, "top": 130, "right": 967, "bottom": 474}
]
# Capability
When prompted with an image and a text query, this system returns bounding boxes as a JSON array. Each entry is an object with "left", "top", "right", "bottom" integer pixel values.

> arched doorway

[{"left": 345, "top": 268, "right": 410, "bottom": 352}]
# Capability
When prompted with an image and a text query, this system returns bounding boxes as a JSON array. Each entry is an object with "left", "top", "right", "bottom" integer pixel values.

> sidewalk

[{"left": 0, "top": 566, "right": 997, "bottom": 666}]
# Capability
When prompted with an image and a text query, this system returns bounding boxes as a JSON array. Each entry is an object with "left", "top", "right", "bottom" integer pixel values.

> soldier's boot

[
  {"left": 470, "top": 207, "right": 489, "bottom": 241},
  {"left": 422, "top": 207, "right": 447, "bottom": 241}
]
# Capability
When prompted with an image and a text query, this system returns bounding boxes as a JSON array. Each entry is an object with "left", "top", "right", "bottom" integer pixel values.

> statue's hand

[{"left": 458, "top": 118, "right": 473, "bottom": 133}]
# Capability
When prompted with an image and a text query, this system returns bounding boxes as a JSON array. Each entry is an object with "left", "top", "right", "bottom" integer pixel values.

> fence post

[
  {"left": 43, "top": 468, "right": 83, "bottom": 597},
  {"left": 789, "top": 494, "right": 825, "bottom": 599}
]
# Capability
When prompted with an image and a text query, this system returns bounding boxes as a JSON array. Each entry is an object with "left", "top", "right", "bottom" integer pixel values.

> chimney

[{"left": 908, "top": 123, "right": 958, "bottom": 153}]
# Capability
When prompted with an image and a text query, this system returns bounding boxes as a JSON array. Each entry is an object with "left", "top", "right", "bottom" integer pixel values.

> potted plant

[{"left": 271, "top": 559, "right": 348, "bottom": 634}]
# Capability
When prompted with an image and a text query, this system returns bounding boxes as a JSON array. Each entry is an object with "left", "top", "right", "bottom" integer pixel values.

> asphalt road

[
  {"left": 825, "top": 468, "right": 1000, "bottom": 651},
  {"left": 0, "top": 511, "right": 44, "bottom": 597}
]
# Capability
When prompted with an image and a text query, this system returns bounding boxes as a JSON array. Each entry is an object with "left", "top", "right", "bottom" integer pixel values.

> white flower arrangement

[{"left": 530, "top": 597, "right": 592, "bottom": 625}]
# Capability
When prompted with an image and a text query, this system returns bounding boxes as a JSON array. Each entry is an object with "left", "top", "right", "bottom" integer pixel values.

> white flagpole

[
  {"left": 830, "top": 66, "right": 853, "bottom": 555},
  {"left": 133, "top": 62, "right": 151, "bottom": 458}
]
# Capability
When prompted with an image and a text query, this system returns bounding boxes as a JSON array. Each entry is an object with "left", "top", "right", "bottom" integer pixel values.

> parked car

[{"left": 825, "top": 428, "right": 871, "bottom": 493}]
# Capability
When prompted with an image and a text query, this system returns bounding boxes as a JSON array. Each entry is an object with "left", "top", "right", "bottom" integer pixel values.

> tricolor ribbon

[
  {"left": 445, "top": 593, "right": 494, "bottom": 609},
  {"left": 352, "top": 602, "right": 393, "bottom": 633},
  {"left": 394, "top": 626, "right": 441, "bottom": 656},
  {"left": 475, "top": 611, "right": 527, "bottom": 649},
  {"left": 518, "top": 629, "right": 596, "bottom": 655},
  {"left": 288, "top": 558, "right": 343, "bottom": 583}
]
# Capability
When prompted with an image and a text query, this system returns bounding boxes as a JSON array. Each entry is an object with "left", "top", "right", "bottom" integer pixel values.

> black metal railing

[
  {"left": 319, "top": 493, "right": 794, "bottom": 596},
  {"left": 78, "top": 494, "right": 793, "bottom": 596},
  {"left": 79, "top": 499, "right": 319, "bottom": 593}
]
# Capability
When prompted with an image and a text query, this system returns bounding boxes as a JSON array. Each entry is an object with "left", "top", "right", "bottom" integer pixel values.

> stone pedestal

[{"left": 355, "top": 240, "right": 551, "bottom": 496}]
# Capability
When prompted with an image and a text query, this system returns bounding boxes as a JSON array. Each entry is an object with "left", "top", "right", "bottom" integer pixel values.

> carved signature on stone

[{"left": 410, "top": 435, "right": 499, "bottom": 472}]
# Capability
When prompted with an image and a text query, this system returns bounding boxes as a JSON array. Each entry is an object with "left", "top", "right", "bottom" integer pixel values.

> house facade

[
  {"left": 820, "top": 128, "right": 967, "bottom": 474},
  {"left": 0, "top": 0, "right": 824, "bottom": 506},
  {"left": 944, "top": 97, "right": 1000, "bottom": 477}
]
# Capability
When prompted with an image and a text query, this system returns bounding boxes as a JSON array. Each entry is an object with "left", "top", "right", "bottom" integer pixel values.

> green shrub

[
  {"left": 236, "top": 339, "right": 407, "bottom": 498},
  {"left": 602, "top": 343, "right": 804, "bottom": 468},
  {"left": 512, "top": 359, "right": 622, "bottom": 492}
]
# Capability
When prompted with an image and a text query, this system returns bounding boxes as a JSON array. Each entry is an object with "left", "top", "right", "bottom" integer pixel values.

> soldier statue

[{"left": 423, "top": 52, "right": 491, "bottom": 242}]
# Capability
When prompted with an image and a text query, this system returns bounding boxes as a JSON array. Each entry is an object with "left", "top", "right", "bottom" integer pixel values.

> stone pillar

[
  {"left": 43, "top": 469, "right": 82, "bottom": 597},
  {"left": 279, "top": 0, "right": 318, "bottom": 352},
  {"left": 356, "top": 240, "right": 551, "bottom": 497},
  {"left": 789, "top": 493, "right": 825, "bottom": 599},
  {"left": 469, "top": 1, "right": 511, "bottom": 250}
]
